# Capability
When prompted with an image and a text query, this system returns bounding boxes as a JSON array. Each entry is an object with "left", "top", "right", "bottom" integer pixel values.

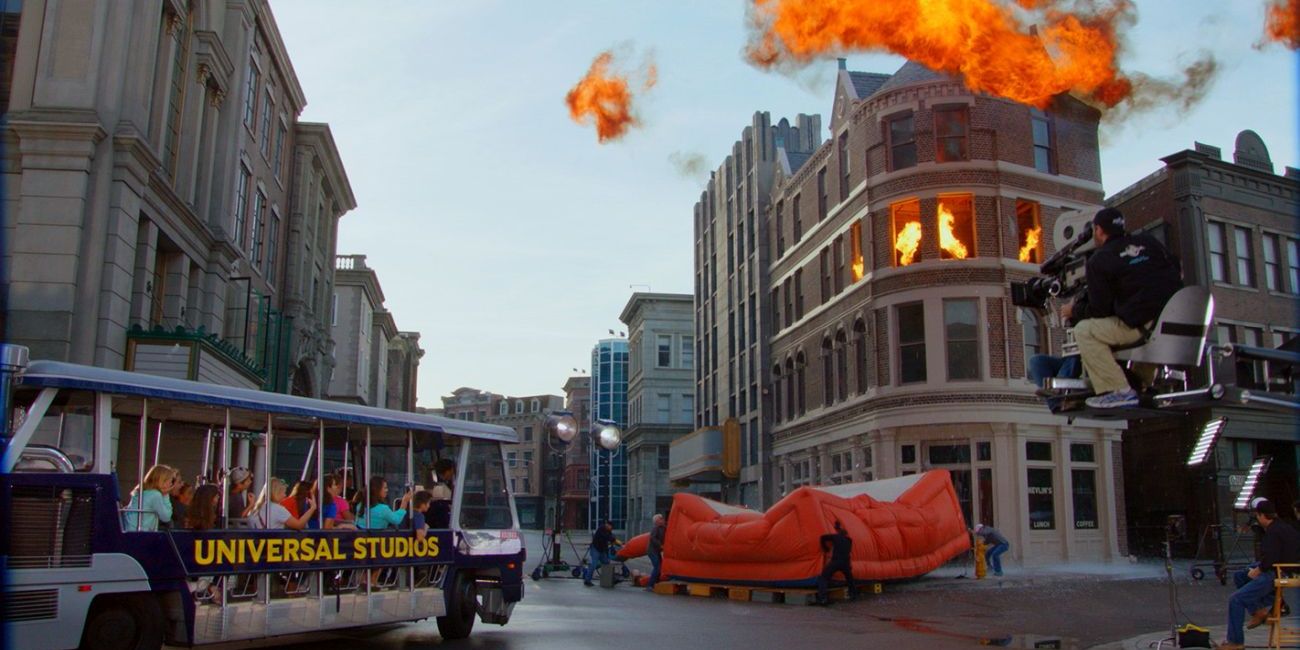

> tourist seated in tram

[
  {"left": 280, "top": 480, "right": 314, "bottom": 520},
  {"left": 357, "top": 476, "right": 412, "bottom": 530},
  {"left": 225, "top": 466, "right": 256, "bottom": 519},
  {"left": 411, "top": 490, "right": 433, "bottom": 541},
  {"left": 168, "top": 481, "right": 193, "bottom": 530},
  {"left": 428, "top": 459, "right": 456, "bottom": 529},
  {"left": 123, "top": 464, "right": 180, "bottom": 532},
  {"left": 309, "top": 475, "right": 346, "bottom": 529},
  {"left": 333, "top": 467, "right": 356, "bottom": 524},
  {"left": 188, "top": 484, "right": 222, "bottom": 530},
  {"left": 249, "top": 477, "right": 317, "bottom": 530}
]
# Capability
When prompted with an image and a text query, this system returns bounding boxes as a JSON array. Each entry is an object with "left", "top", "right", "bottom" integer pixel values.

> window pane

[
  {"left": 938, "top": 195, "right": 974, "bottom": 260},
  {"left": 459, "top": 441, "right": 513, "bottom": 530},
  {"left": 1027, "top": 467, "right": 1055, "bottom": 530},
  {"left": 1208, "top": 223, "right": 1227, "bottom": 283},
  {"left": 1072, "top": 469, "right": 1098, "bottom": 529},
  {"left": 1026, "top": 441, "right": 1053, "bottom": 461},
  {"left": 1263, "top": 234, "right": 1281, "bottom": 291},
  {"left": 1032, "top": 117, "right": 1050, "bottom": 146},
  {"left": 945, "top": 299, "right": 979, "bottom": 380},
  {"left": 1034, "top": 147, "right": 1052, "bottom": 174},
  {"left": 977, "top": 442, "right": 992, "bottom": 462},
  {"left": 892, "top": 199, "right": 923, "bottom": 266},
  {"left": 1235, "top": 227, "right": 1255, "bottom": 286},
  {"left": 901, "top": 445, "right": 916, "bottom": 464},
  {"left": 898, "top": 303, "right": 925, "bottom": 344},
  {"left": 927, "top": 444, "right": 971, "bottom": 465},
  {"left": 1069, "top": 443, "right": 1095, "bottom": 463}
]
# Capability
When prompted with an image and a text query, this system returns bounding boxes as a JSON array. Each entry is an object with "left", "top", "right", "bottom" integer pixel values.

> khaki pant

[{"left": 1073, "top": 316, "right": 1145, "bottom": 395}]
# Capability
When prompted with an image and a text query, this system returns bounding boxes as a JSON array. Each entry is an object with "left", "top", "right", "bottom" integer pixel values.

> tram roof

[{"left": 18, "top": 360, "right": 518, "bottom": 443}]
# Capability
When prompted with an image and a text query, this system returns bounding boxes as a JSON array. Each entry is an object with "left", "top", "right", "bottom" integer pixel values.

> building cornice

[{"left": 295, "top": 122, "right": 357, "bottom": 213}]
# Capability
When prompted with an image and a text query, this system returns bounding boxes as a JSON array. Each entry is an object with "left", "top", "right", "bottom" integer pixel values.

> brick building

[
  {"left": 1107, "top": 131, "right": 1300, "bottom": 555},
  {"left": 763, "top": 60, "right": 1126, "bottom": 564},
  {"left": 561, "top": 375, "right": 592, "bottom": 530}
]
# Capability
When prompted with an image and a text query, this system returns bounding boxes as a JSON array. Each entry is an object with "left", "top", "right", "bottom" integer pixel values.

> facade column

[
  {"left": 162, "top": 252, "right": 191, "bottom": 327},
  {"left": 129, "top": 219, "right": 161, "bottom": 326},
  {"left": 876, "top": 428, "right": 897, "bottom": 478}
]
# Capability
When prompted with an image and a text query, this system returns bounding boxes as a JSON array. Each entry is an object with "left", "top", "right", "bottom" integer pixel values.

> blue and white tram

[{"left": 0, "top": 345, "right": 525, "bottom": 649}]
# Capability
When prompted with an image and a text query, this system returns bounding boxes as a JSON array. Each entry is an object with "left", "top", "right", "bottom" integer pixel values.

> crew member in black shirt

[
  {"left": 1061, "top": 207, "right": 1182, "bottom": 409},
  {"left": 583, "top": 520, "right": 618, "bottom": 587},
  {"left": 814, "top": 520, "right": 858, "bottom": 606},
  {"left": 1217, "top": 499, "right": 1300, "bottom": 649}
]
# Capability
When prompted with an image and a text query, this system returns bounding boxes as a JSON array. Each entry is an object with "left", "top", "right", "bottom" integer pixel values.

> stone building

[
  {"left": 385, "top": 331, "right": 424, "bottom": 412},
  {"left": 759, "top": 59, "right": 1126, "bottom": 565},
  {"left": 620, "top": 292, "right": 695, "bottom": 535},
  {"left": 1107, "top": 131, "right": 1300, "bottom": 555},
  {"left": 692, "top": 111, "right": 823, "bottom": 508},
  {"left": 1, "top": 0, "right": 352, "bottom": 395}
]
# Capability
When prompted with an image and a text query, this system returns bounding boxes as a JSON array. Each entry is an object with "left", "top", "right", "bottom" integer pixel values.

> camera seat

[{"left": 1112, "top": 286, "right": 1214, "bottom": 369}]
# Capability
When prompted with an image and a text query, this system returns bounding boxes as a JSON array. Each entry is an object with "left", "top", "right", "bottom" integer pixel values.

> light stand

[
  {"left": 529, "top": 412, "right": 621, "bottom": 581},
  {"left": 1187, "top": 418, "right": 1228, "bottom": 582}
]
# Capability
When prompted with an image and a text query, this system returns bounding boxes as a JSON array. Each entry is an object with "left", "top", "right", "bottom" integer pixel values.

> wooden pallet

[{"left": 651, "top": 581, "right": 882, "bottom": 604}]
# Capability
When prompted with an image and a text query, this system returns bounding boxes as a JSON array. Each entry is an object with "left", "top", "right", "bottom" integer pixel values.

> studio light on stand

[
  {"left": 1233, "top": 456, "right": 1272, "bottom": 511},
  {"left": 1185, "top": 418, "right": 1232, "bottom": 586},
  {"left": 1186, "top": 417, "right": 1226, "bottom": 466}
]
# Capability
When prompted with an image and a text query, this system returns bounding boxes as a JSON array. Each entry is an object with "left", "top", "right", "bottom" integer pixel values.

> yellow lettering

[
  {"left": 426, "top": 537, "right": 440, "bottom": 558},
  {"left": 195, "top": 540, "right": 214, "bottom": 565},
  {"left": 353, "top": 537, "right": 367, "bottom": 560},
  {"left": 379, "top": 538, "right": 394, "bottom": 558},
  {"left": 247, "top": 539, "right": 264, "bottom": 563},
  {"left": 332, "top": 538, "right": 342, "bottom": 560},
  {"left": 368, "top": 538, "right": 381, "bottom": 559},
  {"left": 299, "top": 538, "right": 316, "bottom": 562},
  {"left": 395, "top": 537, "right": 410, "bottom": 558},
  {"left": 267, "top": 539, "right": 282, "bottom": 563},
  {"left": 284, "top": 538, "right": 300, "bottom": 562},
  {"left": 216, "top": 540, "right": 237, "bottom": 565}
]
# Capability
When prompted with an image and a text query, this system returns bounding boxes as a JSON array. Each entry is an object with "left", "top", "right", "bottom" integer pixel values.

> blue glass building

[{"left": 588, "top": 339, "right": 628, "bottom": 529}]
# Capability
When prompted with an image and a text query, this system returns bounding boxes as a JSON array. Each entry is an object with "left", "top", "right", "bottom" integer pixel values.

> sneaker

[
  {"left": 583, "top": 581, "right": 593, "bottom": 587},
  {"left": 1085, "top": 388, "right": 1139, "bottom": 409}
]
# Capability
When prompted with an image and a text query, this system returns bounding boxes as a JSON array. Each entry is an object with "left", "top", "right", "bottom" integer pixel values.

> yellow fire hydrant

[{"left": 974, "top": 535, "right": 987, "bottom": 579}]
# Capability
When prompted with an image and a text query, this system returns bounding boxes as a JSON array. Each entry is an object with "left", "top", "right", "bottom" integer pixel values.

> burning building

[{"left": 763, "top": 59, "right": 1126, "bottom": 566}]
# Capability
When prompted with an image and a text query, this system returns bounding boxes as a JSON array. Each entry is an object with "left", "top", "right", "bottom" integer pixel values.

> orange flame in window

[
  {"left": 1019, "top": 226, "right": 1042, "bottom": 263},
  {"left": 852, "top": 258, "right": 865, "bottom": 280},
  {"left": 565, "top": 51, "right": 657, "bottom": 143},
  {"left": 1264, "top": 0, "right": 1300, "bottom": 49},
  {"left": 745, "top": 0, "right": 1134, "bottom": 109},
  {"left": 938, "top": 204, "right": 970, "bottom": 260},
  {"left": 895, "top": 221, "right": 922, "bottom": 266}
]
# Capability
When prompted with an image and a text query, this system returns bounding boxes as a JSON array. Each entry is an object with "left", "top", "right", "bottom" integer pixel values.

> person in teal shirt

[
  {"left": 123, "top": 464, "right": 179, "bottom": 532},
  {"left": 358, "top": 476, "right": 413, "bottom": 530}
]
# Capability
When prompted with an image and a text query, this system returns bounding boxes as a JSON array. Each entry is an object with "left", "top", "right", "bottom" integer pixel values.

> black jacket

[
  {"left": 648, "top": 524, "right": 666, "bottom": 556},
  {"left": 592, "top": 527, "right": 615, "bottom": 553},
  {"left": 1260, "top": 518, "right": 1300, "bottom": 572},
  {"left": 1079, "top": 233, "right": 1182, "bottom": 329},
  {"left": 820, "top": 531, "right": 853, "bottom": 564}
]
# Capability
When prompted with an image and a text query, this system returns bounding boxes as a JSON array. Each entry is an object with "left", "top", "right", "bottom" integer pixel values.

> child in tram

[
  {"left": 411, "top": 490, "right": 433, "bottom": 541},
  {"left": 168, "top": 481, "right": 193, "bottom": 530},
  {"left": 188, "top": 484, "right": 222, "bottom": 530},
  {"left": 358, "top": 476, "right": 413, "bottom": 530},
  {"left": 309, "top": 475, "right": 342, "bottom": 529},
  {"left": 123, "top": 464, "right": 180, "bottom": 532},
  {"left": 249, "top": 477, "right": 316, "bottom": 530}
]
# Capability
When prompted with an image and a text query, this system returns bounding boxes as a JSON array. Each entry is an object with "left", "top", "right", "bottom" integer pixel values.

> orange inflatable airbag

[{"left": 624, "top": 470, "right": 969, "bottom": 586}]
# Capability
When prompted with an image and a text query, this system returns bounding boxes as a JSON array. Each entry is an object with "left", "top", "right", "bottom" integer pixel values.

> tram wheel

[
  {"left": 79, "top": 594, "right": 164, "bottom": 650},
  {"left": 437, "top": 572, "right": 477, "bottom": 640}
]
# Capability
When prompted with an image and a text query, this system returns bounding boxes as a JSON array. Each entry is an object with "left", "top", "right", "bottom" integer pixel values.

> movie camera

[{"left": 1010, "top": 208, "right": 1100, "bottom": 312}]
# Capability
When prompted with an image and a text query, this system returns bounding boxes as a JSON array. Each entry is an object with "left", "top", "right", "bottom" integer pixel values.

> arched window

[
  {"left": 515, "top": 400, "right": 524, "bottom": 414},
  {"left": 772, "top": 363, "right": 785, "bottom": 422},
  {"left": 784, "top": 357, "right": 795, "bottom": 422},
  {"left": 795, "top": 352, "right": 807, "bottom": 416},
  {"left": 835, "top": 330, "right": 849, "bottom": 402},
  {"left": 821, "top": 337, "right": 834, "bottom": 407},
  {"left": 498, "top": 401, "right": 509, "bottom": 416},
  {"left": 531, "top": 398, "right": 540, "bottom": 413},
  {"left": 854, "top": 319, "right": 869, "bottom": 393}
]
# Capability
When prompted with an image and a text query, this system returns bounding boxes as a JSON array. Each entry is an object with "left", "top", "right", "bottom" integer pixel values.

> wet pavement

[{"left": 192, "top": 532, "right": 1263, "bottom": 649}]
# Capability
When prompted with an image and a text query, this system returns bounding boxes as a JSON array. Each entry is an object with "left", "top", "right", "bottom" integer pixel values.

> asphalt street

[{"left": 261, "top": 532, "right": 1237, "bottom": 650}]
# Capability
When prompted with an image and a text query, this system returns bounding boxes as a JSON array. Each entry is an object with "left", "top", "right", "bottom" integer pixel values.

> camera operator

[{"left": 1059, "top": 208, "right": 1182, "bottom": 409}]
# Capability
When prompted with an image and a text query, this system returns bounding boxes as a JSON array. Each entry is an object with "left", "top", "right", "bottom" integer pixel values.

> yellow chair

[{"left": 1269, "top": 563, "right": 1300, "bottom": 649}]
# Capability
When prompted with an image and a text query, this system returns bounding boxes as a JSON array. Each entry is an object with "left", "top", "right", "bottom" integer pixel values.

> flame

[
  {"left": 565, "top": 51, "right": 657, "bottom": 143},
  {"left": 1264, "top": 0, "right": 1300, "bottom": 48},
  {"left": 1018, "top": 226, "right": 1042, "bottom": 263},
  {"left": 852, "top": 258, "right": 865, "bottom": 280},
  {"left": 895, "top": 221, "right": 922, "bottom": 266},
  {"left": 746, "top": 0, "right": 1133, "bottom": 109},
  {"left": 938, "top": 203, "right": 970, "bottom": 260}
]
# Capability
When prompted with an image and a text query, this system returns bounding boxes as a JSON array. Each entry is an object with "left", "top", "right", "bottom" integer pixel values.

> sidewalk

[{"left": 1094, "top": 622, "right": 1277, "bottom": 650}]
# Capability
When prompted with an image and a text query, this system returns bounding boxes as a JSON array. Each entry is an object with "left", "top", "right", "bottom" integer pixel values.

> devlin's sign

[{"left": 169, "top": 531, "right": 452, "bottom": 575}]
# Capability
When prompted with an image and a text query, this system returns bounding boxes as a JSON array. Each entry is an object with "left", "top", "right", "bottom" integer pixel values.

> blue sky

[{"left": 270, "top": 1, "right": 1298, "bottom": 407}]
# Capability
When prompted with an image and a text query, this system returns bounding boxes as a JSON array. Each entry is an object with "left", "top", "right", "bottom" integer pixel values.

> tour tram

[{"left": 0, "top": 345, "right": 525, "bottom": 649}]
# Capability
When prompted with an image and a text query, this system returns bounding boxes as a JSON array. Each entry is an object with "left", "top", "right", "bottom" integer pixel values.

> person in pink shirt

[{"left": 333, "top": 467, "right": 354, "bottom": 524}]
